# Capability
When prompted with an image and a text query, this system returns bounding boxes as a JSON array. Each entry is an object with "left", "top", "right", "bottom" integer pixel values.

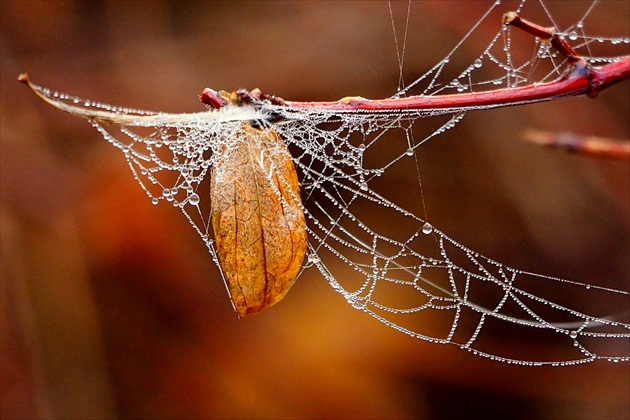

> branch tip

[{"left": 501, "top": 12, "right": 518, "bottom": 26}]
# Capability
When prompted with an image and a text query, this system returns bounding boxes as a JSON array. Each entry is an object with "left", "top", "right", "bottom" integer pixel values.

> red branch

[{"left": 284, "top": 56, "right": 629, "bottom": 112}]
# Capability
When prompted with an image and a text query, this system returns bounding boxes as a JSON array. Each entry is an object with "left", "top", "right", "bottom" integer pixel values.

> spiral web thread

[{"left": 27, "top": 0, "right": 629, "bottom": 365}]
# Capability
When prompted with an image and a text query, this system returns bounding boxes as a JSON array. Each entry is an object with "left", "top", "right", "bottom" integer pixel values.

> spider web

[{"left": 24, "top": 0, "right": 629, "bottom": 365}]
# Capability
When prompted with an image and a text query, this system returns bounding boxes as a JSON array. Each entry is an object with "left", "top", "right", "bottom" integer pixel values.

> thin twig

[{"left": 523, "top": 129, "right": 630, "bottom": 159}]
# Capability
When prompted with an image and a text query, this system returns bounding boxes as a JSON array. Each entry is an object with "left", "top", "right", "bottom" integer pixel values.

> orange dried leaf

[{"left": 211, "top": 123, "right": 307, "bottom": 317}]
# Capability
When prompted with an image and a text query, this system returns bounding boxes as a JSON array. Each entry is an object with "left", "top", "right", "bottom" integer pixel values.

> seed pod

[{"left": 211, "top": 123, "right": 307, "bottom": 317}]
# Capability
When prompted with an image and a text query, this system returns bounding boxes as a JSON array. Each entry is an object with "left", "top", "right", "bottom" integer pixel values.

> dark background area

[{"left": 1, "top": 1, "right": 629, "bottom": 419}]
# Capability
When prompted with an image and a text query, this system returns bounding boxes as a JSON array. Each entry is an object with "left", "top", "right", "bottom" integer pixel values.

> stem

[
  {"left": 502, "top": 12, "right": 582, "bottom": 66},
  {"left": 285, "top": 57, "right": 629, "bottom": 112}
]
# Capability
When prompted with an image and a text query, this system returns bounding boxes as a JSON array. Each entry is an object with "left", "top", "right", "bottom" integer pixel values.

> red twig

[{"left": 284, "top": 56, "right": 629, "bottom": 112}]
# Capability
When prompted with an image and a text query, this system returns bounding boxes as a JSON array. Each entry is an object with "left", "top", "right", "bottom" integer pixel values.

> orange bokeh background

[{"left": 2, "top": 1, "right": 629, "bottom": 418}]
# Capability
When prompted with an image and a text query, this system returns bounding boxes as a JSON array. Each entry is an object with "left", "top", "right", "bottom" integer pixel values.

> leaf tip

[{"left": 17, "top": 73, "right": 30, "bottom": 84}]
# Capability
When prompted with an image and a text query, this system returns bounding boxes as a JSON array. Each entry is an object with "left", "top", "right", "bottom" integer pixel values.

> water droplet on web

[
  {"left": 569, "top": 331, "right": 578, "bottom": 339},
  {"left": 568, "top": 31, "right": 578, "bottom": 41},
  {"left": 422, "top": 222, "right": 433, "bottom": 234},
  {"left": 473, "top": 59, "right": 483, "bottom": 68},
  {"left": 188, "top": 193, "right": 200, "bottom": 206},
  {"left": 406, "top": 148, "right": 414, "bottom": 156},
  {"left": 151, "top": 198, "right": 159, "bottom": 205},
  {"left": 308, "top": 254, "right": 320, "bottom": 264}
]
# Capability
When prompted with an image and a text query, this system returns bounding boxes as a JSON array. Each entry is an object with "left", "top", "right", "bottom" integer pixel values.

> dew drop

[
  {"left": 422, "top": 222, "right": 433, "bottom": 234},
  {"left": 308, "top": 254, "right": 320, "bottom": 264},
  {"left": 473, "top": 59, "right": 483, "bottom": 68},
  {"left": 568, "top": 31, "right": 578, "bottom": 41},
  {"left": 151, "top": 198, "right": 159, "bottom": 205},
  {"left": 188, "top": 193, "right": 200, "bottom": 206},
  {"left": 406, "top": 148, "right": 414, "bottom": 156},
  {"left": 569, "top": 331, "right": 578, "bottom": 339}
]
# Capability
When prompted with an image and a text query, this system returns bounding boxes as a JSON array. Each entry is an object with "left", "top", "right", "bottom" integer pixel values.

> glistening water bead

[
  {"left": 422, "top": 222, "right": 433, "bottom": 234},
  {"left": 188, "top": 193, "right": 200, "bottom": 206}
]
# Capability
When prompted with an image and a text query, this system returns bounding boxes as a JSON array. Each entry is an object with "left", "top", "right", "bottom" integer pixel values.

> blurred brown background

[{"left": 1, "top": 1, "right": 629, "bottom": 419}]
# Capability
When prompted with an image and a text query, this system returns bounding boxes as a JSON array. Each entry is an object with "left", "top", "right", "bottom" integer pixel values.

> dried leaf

[{"left": 211, "top": 123, "right": 307, "bottom": 317}]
